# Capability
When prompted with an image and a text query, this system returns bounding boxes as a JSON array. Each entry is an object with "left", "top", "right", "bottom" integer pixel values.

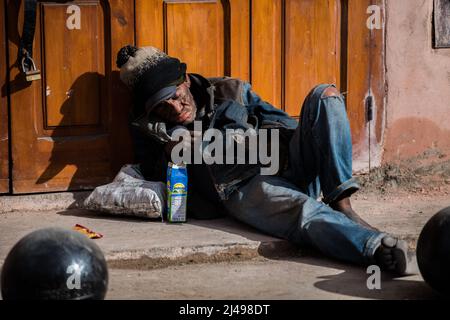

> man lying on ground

[{"left": 116, "top": 45, "right": 416, "bottom": 276}]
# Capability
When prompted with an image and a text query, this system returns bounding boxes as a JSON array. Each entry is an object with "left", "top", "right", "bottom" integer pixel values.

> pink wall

[{"left": 383, "top": 0, "right": 450, "bottom": 163}]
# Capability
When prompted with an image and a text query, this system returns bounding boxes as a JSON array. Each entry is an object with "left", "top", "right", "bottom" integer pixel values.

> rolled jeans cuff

[
  {"left": 322, "top": 178, "right": 361, "bottom": 204},
  {"left": 363, "top": 232, "right": 388, "bottom": 265}
]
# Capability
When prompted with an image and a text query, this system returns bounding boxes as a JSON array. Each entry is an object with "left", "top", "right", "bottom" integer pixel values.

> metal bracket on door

[
  {"left": 18, "top": 0, "right": 73, "bottom": 82},
  {"left": 365, "top": 95, "right": 374, "bottom": 122},
  {"left": 18, "top": 0, "right": 41, "bottom": 81}
]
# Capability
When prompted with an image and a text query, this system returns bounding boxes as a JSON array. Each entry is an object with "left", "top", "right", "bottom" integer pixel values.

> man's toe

[{"left": 381, "top": 236, "right": 398, "bottom": 248}]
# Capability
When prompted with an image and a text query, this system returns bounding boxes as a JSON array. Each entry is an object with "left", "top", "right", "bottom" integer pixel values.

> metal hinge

[{"left": 366, "top": 95, "right": 374, "bottom": 122}]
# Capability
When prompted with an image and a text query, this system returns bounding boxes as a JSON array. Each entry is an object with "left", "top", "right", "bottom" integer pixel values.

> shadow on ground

[
  {"left": 293, "top": 254, "right": 437, "bottom": 300},
  {"left": 313, "top": 269, "right": 436, "bottom": 300}
]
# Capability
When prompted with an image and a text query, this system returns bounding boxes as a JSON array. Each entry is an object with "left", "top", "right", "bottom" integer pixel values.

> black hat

[{"left": 116, "top": 45, "right": 187, "bottom": 113}]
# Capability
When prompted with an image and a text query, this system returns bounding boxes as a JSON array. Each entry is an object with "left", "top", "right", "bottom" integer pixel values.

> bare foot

[
  {"left": 374, "top": 236, "right": 418, "bottom": 276},
  {"left": 330, "top": 197, "right": 380, "bottom": 231}
]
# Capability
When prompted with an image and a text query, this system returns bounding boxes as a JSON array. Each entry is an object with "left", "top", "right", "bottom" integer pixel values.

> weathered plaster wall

[{"left": 383, "top": 0, "right": 450, "bottom": 163}]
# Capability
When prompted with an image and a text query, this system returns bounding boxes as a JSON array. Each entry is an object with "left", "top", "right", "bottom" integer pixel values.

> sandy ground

[
  {"left": 3, "top": 153, "right": 450, "bottom": 300},
  {"left": 352, "top": 189, "right": 450, "bottom": 249},
  {"left": 103, "top": 182, "right": 450, "bottom": 300},
  {"left": 106, "top": 257, "right": 437, "bottom": 300},
  {"left": 106, "top": 153, "right": 450, "bottom": 300},
  {"left": 353, "top": 153, "right": 450, "bottom": 249},
  {"left": 104, "top": 188, "right": 449, "bottom": 300}
]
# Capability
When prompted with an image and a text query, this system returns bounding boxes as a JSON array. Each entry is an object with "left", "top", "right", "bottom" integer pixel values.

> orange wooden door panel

[
  {"left": 165, "top": 1, "right": 225, "bottom": 77},
  {"left": 135, "top": 0, "right": 250, "bottom": 80},
  {"left": 346, "top": 0, "right": 371, "bottom": 152},
  {"left": 345, "top": 0, "right": 385, "bottom": 168},
  {"left": 284, "top": 0, "right": 341, "bottom": 117},
  {"left": 43, "top": 3, "right": 103, "bottom": 127},
  {"left": 251, "top": 0, "right": 282, "bottom": 109},
  {"left": 251, "top": 0, "right": 384, "bottom": 169},
  {"left": 7, "top": 0, "right": 134, "bottom": 193},
  {"left": 229, "top": 0, "right": 250, "bottom": 81},
  {"left": 252, "top": 0, "right": 341, "bottom": 117},
  {"left": 0, "top": 0, "right": 9, "bottom": 193}
]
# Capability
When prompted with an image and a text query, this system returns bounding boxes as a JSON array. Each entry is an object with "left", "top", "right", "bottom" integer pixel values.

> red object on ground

[{"left": 73, "top": 224, "right": 103, "bottom": 239}]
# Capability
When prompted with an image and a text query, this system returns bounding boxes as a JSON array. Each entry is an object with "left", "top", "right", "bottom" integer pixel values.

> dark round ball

[
  {"left": 116, "top": 44, "right": 138, "bottom": 68},
  {"left": 1, "top": 228, "right": 108, "bottom": 300},
  {"left": 417, "top": 207, "right": 450, "bottom": 296}
]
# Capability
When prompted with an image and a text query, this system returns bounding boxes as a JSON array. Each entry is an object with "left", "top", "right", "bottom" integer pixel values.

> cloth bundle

[{"left": 83, "top": 165, "right": 166, "bottom": 219}]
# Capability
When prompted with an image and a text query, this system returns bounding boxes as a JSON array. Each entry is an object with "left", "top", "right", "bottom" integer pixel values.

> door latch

[{"left": 365, "top": 95, "right": 374, "bottom": 122}]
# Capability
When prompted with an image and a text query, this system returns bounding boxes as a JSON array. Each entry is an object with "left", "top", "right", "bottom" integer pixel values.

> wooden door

[
  {"left": 252, "top": 0, "right": 341, "bottom": 116},
  {"left": 135, "top": 0, "right": 250, "bottom": 81},
  {"left": 137, "top": 0, "right": 384, "bottom": 153},
  {"left": 6, "top": 0, "right": 134, "bottom": 193},
  {"left": 250, "top": 0, "right": 384, "bottom": 169},
  {"left": 4, "top": 0, "right": 384, "bottom": 193},
  {"left": 1, "top": 0, "right": 9, "bottom": 193},
  {"left": 346, "top": 0, "right": 385, "bottom": 169}
]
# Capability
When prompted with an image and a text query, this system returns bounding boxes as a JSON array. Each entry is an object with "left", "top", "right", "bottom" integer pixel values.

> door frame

[
  {"left": 0, "top": 0, "right": 10, "bottom": 194},
  {"left": 346, "top": 0, "right": 386, "bottom": 172}
]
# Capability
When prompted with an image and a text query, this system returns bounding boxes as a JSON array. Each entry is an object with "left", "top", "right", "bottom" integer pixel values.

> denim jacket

[{"left": 130, "top": 73, "right": 298, "bottom": 202}]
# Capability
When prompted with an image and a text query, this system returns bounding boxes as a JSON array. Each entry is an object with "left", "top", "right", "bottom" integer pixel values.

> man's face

[{"left": 152, "top": 78, "right": 197, "bottom": 125}]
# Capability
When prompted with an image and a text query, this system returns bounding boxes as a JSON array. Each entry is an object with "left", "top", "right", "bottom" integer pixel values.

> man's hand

[{"left": 164, "top": 130, "right": 202, "bottom": 161}]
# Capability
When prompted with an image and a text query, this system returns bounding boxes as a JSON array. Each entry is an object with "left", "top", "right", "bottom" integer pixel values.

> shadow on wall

[
  {"left": 34, "top": 70, "right": 133, "bottom": 191},
  {"left": 36, "top": 72, "right": 111, "bottom": 191},
  {"left": 383, "top": 117, "right": 450, "bottom": 163},
  {"left": 4, "top": 0, "right": 134, "bottom": 192},
  {"left": 1, "top": 0, "right": 33, "bottom": 98}
]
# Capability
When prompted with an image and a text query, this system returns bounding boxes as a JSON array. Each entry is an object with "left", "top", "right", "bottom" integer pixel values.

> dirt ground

[
  {"left": 105, "top": 152, "right": 450, "bottom": 300},
  {"left": 106, "top": 257, "right": 437, "bottom": 300},
  {"left": 3, "top": 150, "right": 450, "bottom": 300},
  {"left": 105, "top": 169, "right": 450, "bottom": 300},
  {"left": 357, "top": 148, "right": 450, "bottom": 196},
  {"left": 353, "top": 149, "right": 450, "bottom": 248}
]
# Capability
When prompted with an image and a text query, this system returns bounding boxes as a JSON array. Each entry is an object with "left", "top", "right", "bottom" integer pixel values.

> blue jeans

[{"left": 223, "top": 84, "right": 386, "bottom": 266}]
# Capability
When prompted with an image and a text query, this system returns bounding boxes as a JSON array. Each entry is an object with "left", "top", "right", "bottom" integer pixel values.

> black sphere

[
  {"left": 116, "top": 44, "right": 138, "bottom": 68},
  {"left": 1, "top": 228, "right": 108, "bottom": 300},
  {"left": 417, "top": 207, "right": 450, "bottom": 296}
]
